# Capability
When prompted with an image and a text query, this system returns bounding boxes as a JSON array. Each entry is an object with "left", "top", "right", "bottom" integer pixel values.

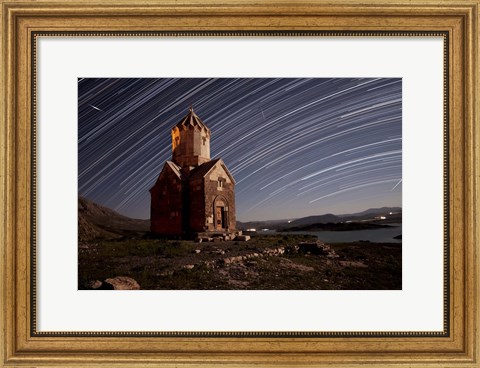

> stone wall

[
  {"left": 188, "top": 176, "right": 206, "bottom": 232},
  {"left": 150, "top": 165, "right": 184, "bottom": 236},
  {"left": 204, "top": 176, "right": 236, "bottom": 232}
]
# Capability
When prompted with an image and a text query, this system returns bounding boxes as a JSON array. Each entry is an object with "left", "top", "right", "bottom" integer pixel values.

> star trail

[{"left": 78, "top": 78, "right": 402, "bottom": 221}]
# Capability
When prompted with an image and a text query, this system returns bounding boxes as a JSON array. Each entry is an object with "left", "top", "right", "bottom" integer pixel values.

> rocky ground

[{"left": 78, "top": 234, "right": 401, "bottom": 290}]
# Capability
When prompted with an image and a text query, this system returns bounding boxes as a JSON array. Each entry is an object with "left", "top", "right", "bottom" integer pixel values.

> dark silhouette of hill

[
  {"left": 78, "top": 196, "right": 149, "bottom": 242},
  {"left": 235, "top": 219, "right": 291, "bottom": 231},
  {"left": 288, "top": 214, "right": 341, "bottom": 227}
]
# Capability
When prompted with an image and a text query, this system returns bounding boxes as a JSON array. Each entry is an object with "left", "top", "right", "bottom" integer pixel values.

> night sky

[{"left": 78, "top": 78, "right": 402, "bottom": 221}]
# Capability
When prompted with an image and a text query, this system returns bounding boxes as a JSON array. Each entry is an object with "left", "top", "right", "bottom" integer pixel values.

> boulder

[
  {"left": 235, "top": 235, "right": 251, "bottom": 241},
  {"left": 89, "top": 280, "right": 104, "bottom": 289},
  {"left": 103, "top": 276, "right": 140, "bottom": 290}
]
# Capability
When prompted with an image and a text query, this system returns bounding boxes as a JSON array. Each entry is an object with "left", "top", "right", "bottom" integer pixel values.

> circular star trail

[{"left": 78, "top": 78, "right": 402, "bottom": 221}]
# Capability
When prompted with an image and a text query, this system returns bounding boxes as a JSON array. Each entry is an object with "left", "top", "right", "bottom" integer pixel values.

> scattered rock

[
  {"left": 183, "top": 264, "right": 195, "bottom": 270},
  {"left": 193, "top": 249, "right": 201, "bottom": 254},
  {"left": 221, "top": 255, "right": 249, "bottom": 265},
  {"left": 285, "top": 245, "right": 300, "bottom": 254},
  {"left": 262, "top": 247, "right": 285, "bottom": 256},
  {"left": 298, "top": 241, "right": 337, "bottom": 257},
  {"left": 195, "top": 236, "right": 212, "bottom": 243},
  {"left": 204, "top": 260, "right": 215, "bottom": 269},
  {"left": 159, "top": 270, "right": 174, "bottom": 277}
]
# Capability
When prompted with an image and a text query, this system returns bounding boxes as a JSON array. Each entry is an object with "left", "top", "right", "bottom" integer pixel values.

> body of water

[{"left": 260, "top": 224, "right": 402, "bottom": 243}]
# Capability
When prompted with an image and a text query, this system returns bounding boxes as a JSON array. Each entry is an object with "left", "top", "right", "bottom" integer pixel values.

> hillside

[
  {"left": 78, "top": 196, "right": 149, "bottom": 242},
  {"left": 288, "top": 213, "right": 341, "bottom": 227}
]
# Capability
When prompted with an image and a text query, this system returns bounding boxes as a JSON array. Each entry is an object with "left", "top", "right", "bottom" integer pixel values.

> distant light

[
  {"left": 389, "top": 212, "right": 393, "bottom": 215},
  {"left": 287, "top": 220, "right": 292, "bottom": 223}
]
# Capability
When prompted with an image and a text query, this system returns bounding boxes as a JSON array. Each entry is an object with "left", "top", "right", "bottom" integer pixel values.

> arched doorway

[{"left": 213, "top": 196, "right": 229, "bottom": 231}]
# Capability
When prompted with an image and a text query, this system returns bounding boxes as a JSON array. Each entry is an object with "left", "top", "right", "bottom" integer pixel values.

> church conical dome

[
  {"left": 174, "top": 107, "right": 210, "bottom": 132},
  {"left": 171, "top": 107, "right": 211, "bottom": 170}
]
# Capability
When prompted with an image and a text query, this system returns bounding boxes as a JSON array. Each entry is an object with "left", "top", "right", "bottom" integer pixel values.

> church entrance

[
  {"left": 215, "top": 206, "right": 225, "bottom": 230},
  {"left": 214, "top": 197, "right": 228, "bottom": 231}
]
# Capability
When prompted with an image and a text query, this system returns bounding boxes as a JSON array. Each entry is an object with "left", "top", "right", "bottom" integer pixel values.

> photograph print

[{"left": 78, "top": 78, "right": 402, "bottom": 290}]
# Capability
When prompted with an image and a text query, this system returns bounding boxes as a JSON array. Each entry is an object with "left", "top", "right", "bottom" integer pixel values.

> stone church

[{"left": 150, "top": 107, "right": 236, "bottom": 237}]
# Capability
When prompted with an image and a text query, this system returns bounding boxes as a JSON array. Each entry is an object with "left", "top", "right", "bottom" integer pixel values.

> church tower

[
  {"left": 150, "top": 107, "right": 236, "bottom": 237},
  {"left": 171, "top": 107, "right": 211, "bottom": 172}
]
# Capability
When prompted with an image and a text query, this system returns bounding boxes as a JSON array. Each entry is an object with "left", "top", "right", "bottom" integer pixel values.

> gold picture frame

[{"left": 1, "top": 0, "right": 478, "bottom": 366}]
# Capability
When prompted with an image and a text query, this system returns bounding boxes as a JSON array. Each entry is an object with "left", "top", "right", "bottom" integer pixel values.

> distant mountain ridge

[
  {"left": 341, "top": 207, "right": 402, "bottom": 217},
  {"left": 78, "top": 196, "right": 149, "bottom": 242},
  {"left": 237, "top": 207, "right": 401, "bottom": 230}
]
